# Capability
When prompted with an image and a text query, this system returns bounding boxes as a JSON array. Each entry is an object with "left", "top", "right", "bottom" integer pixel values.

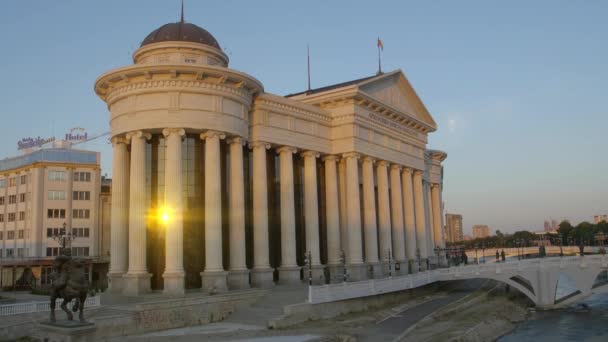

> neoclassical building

[{"left": 95, "top": 18, "right": 447, "bottom": 296}]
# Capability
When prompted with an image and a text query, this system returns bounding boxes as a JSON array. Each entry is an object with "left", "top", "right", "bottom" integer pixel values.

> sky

[{"left": 0, "top": 1, "right": 606, "bottom": 234}]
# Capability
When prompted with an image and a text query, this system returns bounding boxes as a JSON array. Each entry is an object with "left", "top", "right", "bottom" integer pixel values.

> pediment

[{"left": 358, "top": 71, "right": 437, "bottom": 129}]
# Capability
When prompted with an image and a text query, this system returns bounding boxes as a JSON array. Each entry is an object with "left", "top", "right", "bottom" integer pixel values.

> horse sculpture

[{"left": 49, "top": 248, "right": 89, "bottom": 323}]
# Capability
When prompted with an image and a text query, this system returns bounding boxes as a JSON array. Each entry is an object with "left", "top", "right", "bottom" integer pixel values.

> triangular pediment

[{"left": 358, "top": 71, "right": 437, "bottom": 129}]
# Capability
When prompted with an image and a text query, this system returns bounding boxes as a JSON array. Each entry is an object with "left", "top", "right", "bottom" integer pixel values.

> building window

[
  {"left": 72, "top": 191, "right": 91, "bottom": 201},
  {"left": 74, "top": 172, "right": 91, "bottom": 182},
  {"left": 0, "top": 196, "right": 4, "bottom": 205},
  {"left": 72, "top": 209, "right": 90, "bottom": 219},
  {"left": 0, "top": 232, "right": 3, "bottom": 240},
  {"left": 6, "top": 248, "right": 14, "bottom": 257},
  {"left": 48, "top": 190, "right": 66, "bottom": 200},
  {"left": 8, "top": 213, "right": 16, "bottom": 222},
  {"left": 48, "top": 170, "right": 66, "bottom": 181},
  {"left": 7, "top": 231, "right": 14, "bottom": 239},
  {"left": 72, "top": 227, "right": 90, "bottom": 238},
  {"left": 17, "top": 248, "right": 24, "bottom": 257},
  {"left": 41, "top": 266, "right": 54, "bottom": 285},
  {"left": 20, "top": 175, "right": 26, "bottom": 185},
  {"left": 71, "top": 247, "right": 90, "bottom": 257},
  {"left": 8, "top": 195, "right": 16, "bottom": 204},
  {"left": 9, "top": 177, "right": 16, "bottom": 187},
  {"left": 46, "top": 247, "right": 60, "bottom": 257},
  {"left": 18, "top": 230, "right": 24, "bottom": 239},
  {"left": 47, "top": 209, "right": 66, "bottom": 219},
  {"left": 0, "top": 214, "right": 3, "bottom": 222},
  {"left": 18, "top": 211, "right": 25, "bottom": 221},
  {"left": 0, "top": 179, "right": 5, "bottom": 188},
  {"left": 19, "top": 193, "right": 26, "bottom": 203},
  {"left": 184, "top": 58, "right": 197, "bottom": 63}
]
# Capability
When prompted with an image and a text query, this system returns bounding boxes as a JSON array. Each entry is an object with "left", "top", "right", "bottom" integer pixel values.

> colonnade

[{"left": 108, "top": 130, "right": 445, "bottom": 295}]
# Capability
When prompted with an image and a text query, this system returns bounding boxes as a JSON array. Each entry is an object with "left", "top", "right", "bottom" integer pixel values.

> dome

[{"left": 141, "top": 22, "right": 221, "bottom": 49}]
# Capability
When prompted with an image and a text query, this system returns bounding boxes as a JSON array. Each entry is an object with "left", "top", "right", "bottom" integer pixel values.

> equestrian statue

[{"left": 49, "top": 248, "right": 89, "bottom": 322}]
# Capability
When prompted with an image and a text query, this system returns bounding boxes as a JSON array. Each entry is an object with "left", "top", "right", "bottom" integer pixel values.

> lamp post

[
  {"left": 481, "top": 243, "right": 486, "bottom": 264},
  {"left": 474, "top": 244, "right": 479, "bottom": 265},
  {"left": 52, "top": 222, "right": 75, "bottom": 250},
  {"left": 304, "top": 251, "right": 312, "bottom": 286},
  {"left": 339, "top": 249, "right": 347, "bottom": 283},
  {"left": 387, "top": 249, "right": 393, "bottom": 278}
]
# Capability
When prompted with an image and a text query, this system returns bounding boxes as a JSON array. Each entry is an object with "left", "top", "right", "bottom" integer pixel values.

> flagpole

[
  {"left": 378, "top": 44, "right": 382, "bottom": 75},
  {"left": 307, "top": 44, "right": 311, "bottom": 91}
]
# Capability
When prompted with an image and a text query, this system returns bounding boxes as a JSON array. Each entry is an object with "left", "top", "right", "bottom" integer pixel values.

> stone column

[
  {"left": 108, "top": 136, "right": 129, "bottom": 293},
  {"left": 277, "top": 146, "right": 300, "bottom": 284},
  {"left": 362, "top": 156, "right": 379, "bottom": 277},
  {"left": 402, "top": 168, "right": 418, "bottom": 272},
  {"left": 431, "top": 184, "right": 444, "bottom": 249},
  {"left": 323, "top": 155, "right": 341, "bottom": 281},
  {"left": 413, "top": 170, "right": 429, "bottom": 268},
  {"left": 227, "top": 137, "right": 249, "bottom": 289},
  {"left": 426, "top": 183, "right": 436, "bottom": 264},
  {"left": 123, "top": 130, "right": 151, "bottom": 296},
  {"left": 200, "top": 131, "right": 228, "bottom": 292},
  {"left": 390, "top": 165, "right": 406, "bottom": 274},
  {"left": 376, "top": 161, "right": 392, "bottom": 276},
  {"left": 302, "top": 151, "right": 323, "bottom": 283},
  {"left": 250, "top": 142, "right": 273, "bottom": 287},
  {"left": 343, "top": 152, "right": 365, "bottom": 280},
  {"left": 338, "top": 159, "right": 348, "bottom": 257},
  {"left": 162, "top": 128, "right": 186, "bottom": 295}
]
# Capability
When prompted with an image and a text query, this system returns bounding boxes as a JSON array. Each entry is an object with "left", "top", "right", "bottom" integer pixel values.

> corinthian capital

[
  {"left": 341, "top": 152, "right": 360, "bottom": 160},
  {"left": 110, "top": 135, "right": 129, "bottom": 146},
  {"left": 301, "top": 150, "right": 320, "bottom": 159},
  {"left": 249, "top": 141, "right": 271, "bottom": 150},
  {"left": 227, "top": 136, "right": 247, "bottom": 146},
  {"left": 276, "top": 146, "right": 297, "bottom": 155}
]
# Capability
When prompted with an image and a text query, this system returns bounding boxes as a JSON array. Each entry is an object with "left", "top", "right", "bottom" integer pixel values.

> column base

[
  {"left": 122, "top": 272, "right": 151, "bottom": 296},
  {"left": 162, "top": 271, "right": 185, "bottom": 296},
  {"left": 201, "top": 270, "right": 228, "bottom": 293},
  {"left": 250, "top": 267, "right": 275, "bottom": 288},
  {"left": 327, "top": 264, "right": 347, "bottom": 283},
  {"left": 278, "top": 266, "right": 302, "bottom": 285},
  {"left": 366, "top": 262, "right": 382, "bottom": 279},
  {"left": 347, "top": 263, "right": 368, "bottom": 282},
  {"left": 228, "top": 269, "right": 250, "bottom": 290},
  {"left": 408, "top": 260, "right": 420, "bottom": 274},
  {"left": 302, "top": 265, "right": 326, "bottom": 285},
  {"left": 420, "top": 259, "right": 429, "bottom": 271},
  {"left": 107, "top": 272, "right": 125, "bottom": 294},
  {"left": 393, "top": 259, "right": 408, "bottom": 276}
]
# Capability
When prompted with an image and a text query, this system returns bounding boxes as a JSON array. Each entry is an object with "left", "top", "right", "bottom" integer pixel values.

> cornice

[
  {"left": 95, "top": 64, "right": 263, "bottom": 101},
  {"left": 253, "top": 93, "right": 331, "bottom": 123}
]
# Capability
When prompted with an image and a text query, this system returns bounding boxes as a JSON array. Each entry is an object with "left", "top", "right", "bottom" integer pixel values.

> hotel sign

[
  {"left": 17, "top": 136, "right": 55, "bottom": 150},
  {"left": 65, "top": 127, "right": 88, "bottom": 142}
]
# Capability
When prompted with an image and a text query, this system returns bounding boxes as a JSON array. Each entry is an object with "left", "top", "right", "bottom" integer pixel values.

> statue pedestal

[{"left": 39, "top": 320, "right": 96, "bottom": 342}]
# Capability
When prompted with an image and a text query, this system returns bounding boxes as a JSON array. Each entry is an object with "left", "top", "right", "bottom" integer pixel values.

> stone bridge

[{"left": 308, "top": 255, "right": 608, "bottom": 309}]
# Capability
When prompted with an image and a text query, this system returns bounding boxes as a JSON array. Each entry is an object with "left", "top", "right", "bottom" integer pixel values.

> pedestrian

[
  {"left": 501, "top": 249, "right": 506, "bottom": 262},
  {"left": 496, "top": 250, "right": 500, "bottom": 263}
]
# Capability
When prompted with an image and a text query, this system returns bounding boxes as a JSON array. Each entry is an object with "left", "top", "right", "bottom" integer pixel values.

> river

[{"left": 499, "top": 292, "right": 608, "bottom": 341}]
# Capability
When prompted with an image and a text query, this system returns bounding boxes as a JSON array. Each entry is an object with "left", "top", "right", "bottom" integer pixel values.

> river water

[{"left": 499, "top": 292, "right": 608, "bottom": 341}]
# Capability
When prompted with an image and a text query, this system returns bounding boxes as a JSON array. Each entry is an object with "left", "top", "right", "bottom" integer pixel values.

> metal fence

[{"left": 0, "top": 295, "right": 100, "bottom": 316}]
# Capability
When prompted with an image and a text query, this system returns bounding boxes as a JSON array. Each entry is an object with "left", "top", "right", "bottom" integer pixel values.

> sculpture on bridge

[{"left": 49, "top": 248, "right": 89, "bottom": 323}]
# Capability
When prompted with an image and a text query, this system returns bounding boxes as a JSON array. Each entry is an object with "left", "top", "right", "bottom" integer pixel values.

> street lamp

[
  {"left": 481, "top": 243, "right": 486, "bottom": 264},
  {"left": 52, "top": 222, "right": 75, "bottom": 250},
  {"left": 339, "top": 249, "right": 347, "bottom": 283},
  {"left": 387, "top": 249, "right": 393, "bottom": 278},
  {"left": 474, "top": 244, "right": 479, "bottom": 265},
  {"left": 304, "top": 251, "right": 312, "bottom": 286}
]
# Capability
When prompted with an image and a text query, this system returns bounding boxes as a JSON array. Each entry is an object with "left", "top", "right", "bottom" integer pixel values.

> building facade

[
  {"left": 95, "top": 19, "right": 448, "bottom": 296},
  {"left": 445, "top": 213, "right": 463, "bottom": 243},
  {"left": 472, "top": 225, "right": 490, "bottom": 239},
  {"left": 0, "top": 146, "right": 107, "bottom": 288},
  {"left": 594, "top": 215, "right": 608, "bottom": 224}
]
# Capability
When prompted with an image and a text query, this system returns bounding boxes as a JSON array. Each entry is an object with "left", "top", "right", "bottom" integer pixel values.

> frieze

[
  {"left": 255, "top": 98, "right": 331, "bottom": 123},
  {"left": 368, "top": 112, "right": 421, "bottom": 137},
  {"left": 105, "top": 79, "right": 252, "bottom": 106}
]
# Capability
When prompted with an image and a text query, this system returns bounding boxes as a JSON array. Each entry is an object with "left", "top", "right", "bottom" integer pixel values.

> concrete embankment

[{"left": 396, "top": 282, "right": 531, "bottom": 342}]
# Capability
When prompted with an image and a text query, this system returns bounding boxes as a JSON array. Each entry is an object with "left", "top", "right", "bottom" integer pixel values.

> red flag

[{"left": 377, "top": 37, "right": 384, "bottom": 51}]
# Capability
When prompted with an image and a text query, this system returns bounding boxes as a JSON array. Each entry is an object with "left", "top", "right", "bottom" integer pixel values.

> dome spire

[{"left": 180, "top": 0, "right": 184, "bottom": 23}]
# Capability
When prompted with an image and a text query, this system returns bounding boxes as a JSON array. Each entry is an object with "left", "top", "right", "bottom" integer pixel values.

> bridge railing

[{"left": 0, "top": 296, "right": 100, "bottom": 316}]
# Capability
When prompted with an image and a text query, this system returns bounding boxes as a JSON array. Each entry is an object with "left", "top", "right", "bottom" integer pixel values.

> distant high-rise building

[
  {"left": 551, "top": 219, "right": 558, "bottom": 231},
  {"left": 472, "top": 225, "right": 490, "bottom": 239},
  {"left": 445, "top": 213, "right": 463, "bottom": 243},
  {"left": 595, "top": 215, "right": 608, "bottom": 224},
  {"left": 463, "top": 235, "right": 472, "bottom": 241},
  {"left": 544, "top": 220, "right": 551, "bottom": 232}
]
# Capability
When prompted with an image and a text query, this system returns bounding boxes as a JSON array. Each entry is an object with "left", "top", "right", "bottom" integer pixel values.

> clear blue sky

[{"left": 1, "top": 1, "right": 606, "bottom": 234}]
